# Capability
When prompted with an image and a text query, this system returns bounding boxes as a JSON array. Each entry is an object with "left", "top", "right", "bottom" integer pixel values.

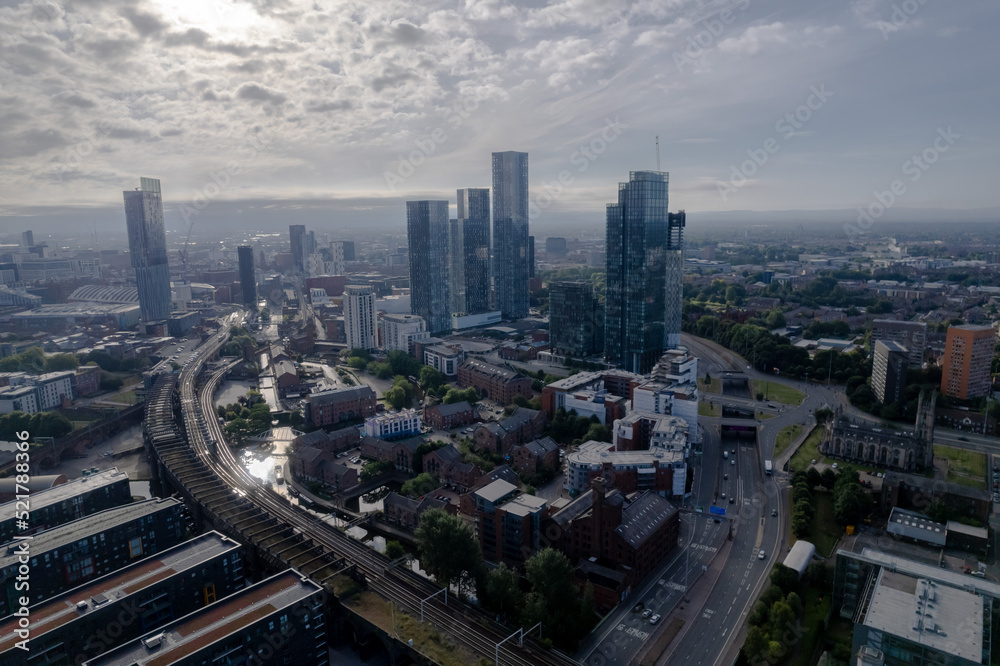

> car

[
  {"left": 723, "top": 474, "right": 728, "bottom": 480},
  {"left": 641, "top": 609, "right": 652, "bottom": 619},
  {"left": 729, "top": 497, "right": 735, "bottom": 504},
  {"left": 832, "top": 463, "right": 838, "bottom": 469},
  {"left": 772, "top": 509, "right": 778, "bottom": 517},
  {"left": 721, "top": 492, "right": 726, "bottom": 500},
  {"left": 811, "top": 459, "right": 817, "bottom": 465},
  {"left": 731, "top": 459, "right": 736, "bottom": 466},
  {"left": 649, "top": 614, "right": 661, "bottom": 625},
  {"left": 714, "top": 518, "right": 722, "bottom": 523},
  {"left": 633, "top": 603, "right": 644, "bottom": 613},
  {"left": 758, "top": 550, "right": 766, "bottom": 560}
]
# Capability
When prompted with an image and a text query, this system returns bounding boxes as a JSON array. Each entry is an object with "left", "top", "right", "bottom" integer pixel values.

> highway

[{"left": 173, "top": 311, "right": 579, "bottom": 666}]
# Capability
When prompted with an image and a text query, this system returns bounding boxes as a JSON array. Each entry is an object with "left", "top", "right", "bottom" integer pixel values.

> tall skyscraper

[
  {"left": 123, "top": 177, "right": 172, "bottom": 322},
  {"left": 237, "top": 245, "right": 256, "bottom": 309},
  {"left": 605, "top": 171, "right": 685, "bottom": 374},
  {"left": 344, "top": 285, "right": 378, "bottom": 350},
  {"left": 340, "top": 240, "right": 356, "bottom": 262},
  {"left": 550, "top": 281, "right": 602, "bottom": 358},
  {"left": 528, "top": 235, "right": 535, "bottom": 278},
  {"left": 407, "top": 201, "right": 451, "bottom": 334},
  {"left": 664, "top": 210, "right": 686, "bottom": 348},
  {"left": 451, "top": 188, "right": 491, "bottom": 316},
  {"left": 492, "top": 151, "right": 529, "bottom": 320},
  {"left": 289, "top": 225, "right": 306, "bottom": 272},
  {"left": 940, "top": 324, "right": 994, "bottom": 399}
]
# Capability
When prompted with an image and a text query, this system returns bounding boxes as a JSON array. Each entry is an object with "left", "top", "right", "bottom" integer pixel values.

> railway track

[{"left": 145, "top": 314, "right": 578, "bottom": 666}]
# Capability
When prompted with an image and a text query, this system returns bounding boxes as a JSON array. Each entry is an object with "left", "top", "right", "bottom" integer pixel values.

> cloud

[{"left": 236, "top": 82, "right": 287, "bottom": 105}]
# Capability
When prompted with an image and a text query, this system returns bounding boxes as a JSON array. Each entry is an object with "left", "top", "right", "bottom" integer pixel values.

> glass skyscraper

[
  {"left": 451, "top": 188, "right": 491, "bottom": 316},
  {"left": 491, "top": 151, "right": 529, "bottom": 320},
  {"left": 407, "top": 200, "right": 451, "bottom": 334},
  {"left": 238, "top": 245, "right": 256, "bottom": 308},
  {"left": 289, "top": 224, "right": 306, "bottom": 271},
  {"left": 605, "top": 171, "right": 685, "bottom": 374},
  {"left": 123, "top": 177, "right": 172, "bottom": 322},
  {"left": 550, "top": 281, "right": 602, "bottom": 358}
]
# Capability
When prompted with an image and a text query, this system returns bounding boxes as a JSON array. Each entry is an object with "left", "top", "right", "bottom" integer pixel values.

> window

[{"left": 129, "top": 537, "right": 143, "bottom": 558}]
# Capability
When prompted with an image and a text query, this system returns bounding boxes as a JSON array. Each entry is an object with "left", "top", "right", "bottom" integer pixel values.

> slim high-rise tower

[
  {"left": 123, "top": 177, "right": 172, "bottom": 322},
  {"left": 665, "top": 210, "right": 686, "bottom": 348},
  {"left": 605, "top": 171, "right": 684, "bottom": 374},
  {"left": 407, "top": 201, "right": 451, "bottom": 334},
  {"left": 491, "top": 151, "right": 529, "bottom": 320},
  {"left": 344, "top": 285, "right": 378, "bottom": 350},
  {"left": 237, "top": 245, "right": 256, "bottom": 309},
  {"left": 289, "top": 225, "right": 306, "bottom": 271},
  {"left": 451, "top": 188, "right": 491, "bottom": 315}
]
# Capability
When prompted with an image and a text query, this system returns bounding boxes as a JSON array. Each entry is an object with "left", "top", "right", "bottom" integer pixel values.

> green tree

[
  {"left": 44, "top": 353, "right": 79, "bottom": 372},
  {"left": 384, "top": 386, "right": 409, "bottom": 410},
  {"left": 480, "top": 563, "right": 524, "bottom": 623},
  {"left": 401, "top": 472, "right": 439, "bottom": 498},
  {"left": 385, "top": 540, "right": 406, "bottom": 560},
  {"left": 443, "top": 387, "right": 479, "bottom": 404},
  {"left": 742, "top": 626, "right": 770, "bottom": 663},
  {"left": 347, "top": 356, "right": 368, "bottom": 370},
  {"left": 361, "top": 460, "right": 394, "bottom": 481},
  {"left": 367, "top": 361, "right": 393, "bottom": 379},
  {"left": 289, "top": 409, "right": 303, "bottom": 426},
  {"left": 523, "top": 548, "right": 593, "bottom": 648},
  {"left": 769, "top": 601, "right": 795, "bottom": 639},
  {"left": 419, "top": 365, "right": 447, "bottom": 391},
  {"left": 387, "top": 350, "right": 422, "bottom": 377},
  {"left": 414, "top": 508, "right": 481, "bottom": 590},
  {"left": 769, "top": 563, "right": 800, "bottom": 595}
]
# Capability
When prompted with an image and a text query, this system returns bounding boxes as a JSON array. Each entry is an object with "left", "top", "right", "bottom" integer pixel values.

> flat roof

[
  {"left": 864, "top": 569, "right": 982, "bottom": 662},
  {"left": 0, "top": 498, "right": 181, "bottom": 570},
  {"left": 500, "top": 493, "right": 547, "bottom": 517},
  {"left": 85, "top": 570, "right": 321, "bottom": 666},
  {"left": 567, "top": 440, "right": 684, "bottom": 467},
  {"left": 475, "top": 479, "right": 518, "bottom": 503},
  {"left": 0, "top": 468, "right": 128, "bottom": 520},
  {"left": 845, "top": 548, "right": 1000, "bottom": 599},
  {"left": 0, "top": 532, "right": 240, "bottom": 655}
]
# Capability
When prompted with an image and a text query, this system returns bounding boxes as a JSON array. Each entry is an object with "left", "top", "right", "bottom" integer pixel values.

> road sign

[{"left": 709, "top": 506, "right": 726, "bottom": 516}]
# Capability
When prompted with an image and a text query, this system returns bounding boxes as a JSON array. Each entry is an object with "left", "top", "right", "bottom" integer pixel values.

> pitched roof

[
  {"left": 616, "top": 492, "right": 678, "bottom": 549},
  {"left": 523, "top": 436, "right": 558, "bottom": 457},
  {"left": 499, "top": 407, "right": 540, "bottom": 431},
  {"left": 430, "top": 401, "right": 474, "bottom": 416},
  {"left": 308, "top": 385, "right": 375, "bottom": 406}
]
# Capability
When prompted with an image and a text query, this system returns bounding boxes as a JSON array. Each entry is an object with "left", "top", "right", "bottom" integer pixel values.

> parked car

[
  {"left": 649, "top": 614, "right": 661, "bottom": 625},
  {"left": 641, "top": 609, "right": 652, "bottom": 619},
  {"left": 633, "top": 603, "right": 644, "bottom": 613}
]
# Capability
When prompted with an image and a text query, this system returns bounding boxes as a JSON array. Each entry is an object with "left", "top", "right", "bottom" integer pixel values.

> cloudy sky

[{"left": 0, "top": 0, "right": 998, "bottom": 232}]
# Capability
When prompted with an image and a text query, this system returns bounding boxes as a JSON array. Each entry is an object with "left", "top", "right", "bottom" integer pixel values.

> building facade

[
  {"left": 237, "top": 245, "right": 256, "bottom": 308},
  {"left": 873, "top": 339, "right": 908, "bottom": 404},
  {"left": 123, "top": 177, "right": 171, "bottom": 322},
  {"left": 407, "top": 200, "right": 452, "bottom": 333},
  {"left": 822, "top": 393, "right": 936, "bottom": 472},
  {"left": 289, "top": 224, "right": 306, "bottom": 271},
  {"left": 473, "top": 480, "right": 547, "bottom": 568},
  {"left": 872, "top": 319, "right": 927, "bottom": 367},
  {"left": 940, "top": 324, "right": 994, "bottom": 399},
  {"left": 549, "top": 281, "right": 602, "bottom": 358},
  {"left": 344, "top": 284, "right": 378, "bottom": 350},
  {"left": 381, "top": 313, "right": 429, "bottom": 354},
  {"left": 604, "top": 171, "right": 677, "bottom": 374},
  {"left": 492, "top": 151, "right": 530, "bottom": 320},
  {"left": 304, "top": 386, "right": 377, "bottom": 427},
  {"left": 364, "top": 409, "right": 422, "bottom": 440},
  {"left": 457, "top": 359, "right": 532, "bottom": 405},
  {"left": 452, "top": 188, "right": 492, "bottom": 316}
]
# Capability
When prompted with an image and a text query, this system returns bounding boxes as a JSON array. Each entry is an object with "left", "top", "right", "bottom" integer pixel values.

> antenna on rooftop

[{"left": 655, "top": 135, "right": 661, "bottom": 171}]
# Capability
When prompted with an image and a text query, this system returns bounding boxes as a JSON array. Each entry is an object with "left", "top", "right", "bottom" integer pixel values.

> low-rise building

[
  {"left": 457, "top": 359, "right": 532, "bottom": 405},
  {"left": 72, "top": 364, "right": 102, "bottom": 396},
  {"left": 83, "top": 570, "right": 327, "bottom": 666},
  {"left": 383, "top": 491, "right": 450, "bottom": 531},
  {"left": 359, "top": 436, "right": 421, "bottom": 472},
  {"left": 304, "top": 385, "right": 377, "bottom": 427},
  {"left": 510, "top": 436, "right": 560, "bottom": 476},
  {"left": 423, "top": 444, "right": 481, "bottom": 491},
  {"left": 290, "top": 447, "right": 359, "bottom": 492},
  {"left": 0, "top": 467, "right": 132, "bottom": 544},
  {"left": 473, "top": 407, "right": 546, "bottom": 456},
  {"left": 564, "top": 441, "right": 687, "bottom": 497},
  {"left": 364, "top": 409, "right": 422, "bottom": 440},
  {"left": 381, "top": 313, "right": 429, "bottom": 354},
  {"left": 0, "top": 532, "right": 244, "bottom": 666},
  {"left": 423, "top": 400, "right": 476, "bottom": 430},
  {"left": 0, "top": 498, "right": 185, "bottom": 616},
  {"left": 424, "top": 343, "right": 464, "bottom": 377},
  {"left": 290, "top": 426, "right": 359, "bottom": 454},
  {"left": 472, "top": 480, "right": 548, "bottom": 568}
]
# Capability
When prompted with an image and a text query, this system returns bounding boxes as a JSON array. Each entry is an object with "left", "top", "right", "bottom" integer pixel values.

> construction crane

[{"left": 656, "top": 135, "right": 661, "bottom": 171}]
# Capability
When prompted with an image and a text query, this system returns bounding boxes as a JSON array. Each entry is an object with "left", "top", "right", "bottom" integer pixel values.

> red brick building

[
  {"left": 291, "top": 427, "right": 359, "bottom": 454},
  {"left": 72, "top": 365, "right": 101, "bottom": 396},
  {"left": 457, "top": 359, "right": 532, "bottom": 405},
  {"left": 510, "top": 436, "right": 560, "bottom": 476},
  {"left": 423, "top": 401, "right": 476, "bottom": 430},
  {"left": 306, "top": 275, "right": 346, "bottom": 298},
  {"left": 359, "top": 436, "right": 421, "bottom": 472},
  {"left": 472, "top": 408, "right": 547, "bottom": 456},
  {"left": 423, "top": 445, "right": 481, "bottom": 492},
  {"left": 289, "top": 447, "right": 358, "bottom": 492},
  {"left": 383, "top": 492, "right": 451, "bottom": 531},
  {"left": 305, "top": 386, "right": 377, "bottom": 427}
]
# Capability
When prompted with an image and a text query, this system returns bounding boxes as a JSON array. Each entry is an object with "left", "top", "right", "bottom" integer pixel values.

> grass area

[
  {"left": 935, "top": 444, "right": 987, "bottom": 490},
  {"left": 757, "top": 411, "right": 776, "bottom": 420},
  {"left": 789, "top": 427, "right": 826, "bottom": 474},
  {"left": 751, "top": 380, "right": 805, "bottom": 405},
  {"left": 787, "top": 586, "right": 833, "bottom": 666},
  {"left": 698, "top": 377, "right": 722, "bottom": 394},
  {"left": 104, "top": 390, "right": 139, "bottom": 405},
  {"left": 698, "top": 401, "right": 721, "bottom": 417},
  {"left": 807, "top": 492, "right": 842, "bottom": 557},
  {"left": 343, "top": 591, "right": 482, "bottom": 666},
  {"left": 774, "top": 424, "right": 804, "bottom": 458}
]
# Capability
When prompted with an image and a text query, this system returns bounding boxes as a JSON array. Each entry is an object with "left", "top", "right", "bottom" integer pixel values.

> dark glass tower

[
  {"left": 451, "top": 188, "right": 491, "bottom": 315},
  {"left": 289, "top": 224, "right": 306, "bottom": 271},
  {"left": 238, "top": 245, "right": 256, "bottom": 309},
  {"left": 550, "top": 281, "right": 601, "bottom": 358},
  {"left": 605, "top": 171, "right": 676, "bottom": 374},
  {"left": 123, "top": 177, "right": 171, "bottom": 322},
  {"left": 491, "top": 151, "right": 529, "bottom": 320},
  {"left": 407, "top": 201, "right": 451, "bottom": 334}
]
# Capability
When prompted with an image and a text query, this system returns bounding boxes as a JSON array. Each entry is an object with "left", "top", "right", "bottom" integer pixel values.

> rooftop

[
  {"left": 85, "top": 570, "right": 320, "bottom": 666},
  {"left": 567, "top": 440, "right": 684, "bottom": 468},
  {"left": 0, "top": 532, "right": 240, "bottom": 655},
  {"left": 0, "top": 468, "right": 128, "bottom": 520},
  {"left": 0, "top": 498, "right": 181, "bottom": 570},
  {"left": 460, "top": 358, "right": 520, "bottom": 381},
  {"left": 863, "top": 570, "right": 982, "bottom": 662},
  {"left": 68, "top": 285, "right": 139, "bottom": 304},
  {"left": 500, "top": 493, "right": 547, "bottom": 517},
  {"left": 475, "top": 479, "right": 518, "bottom": 504},
  {"left": 428, "top": 400, "right": 473, "bottom": 416},
  {"left": 307, "top": 385, "right": 375, "bottom": 406},
  {"left": 616, "top": 492, "right": 678, "bottom": 549}
]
